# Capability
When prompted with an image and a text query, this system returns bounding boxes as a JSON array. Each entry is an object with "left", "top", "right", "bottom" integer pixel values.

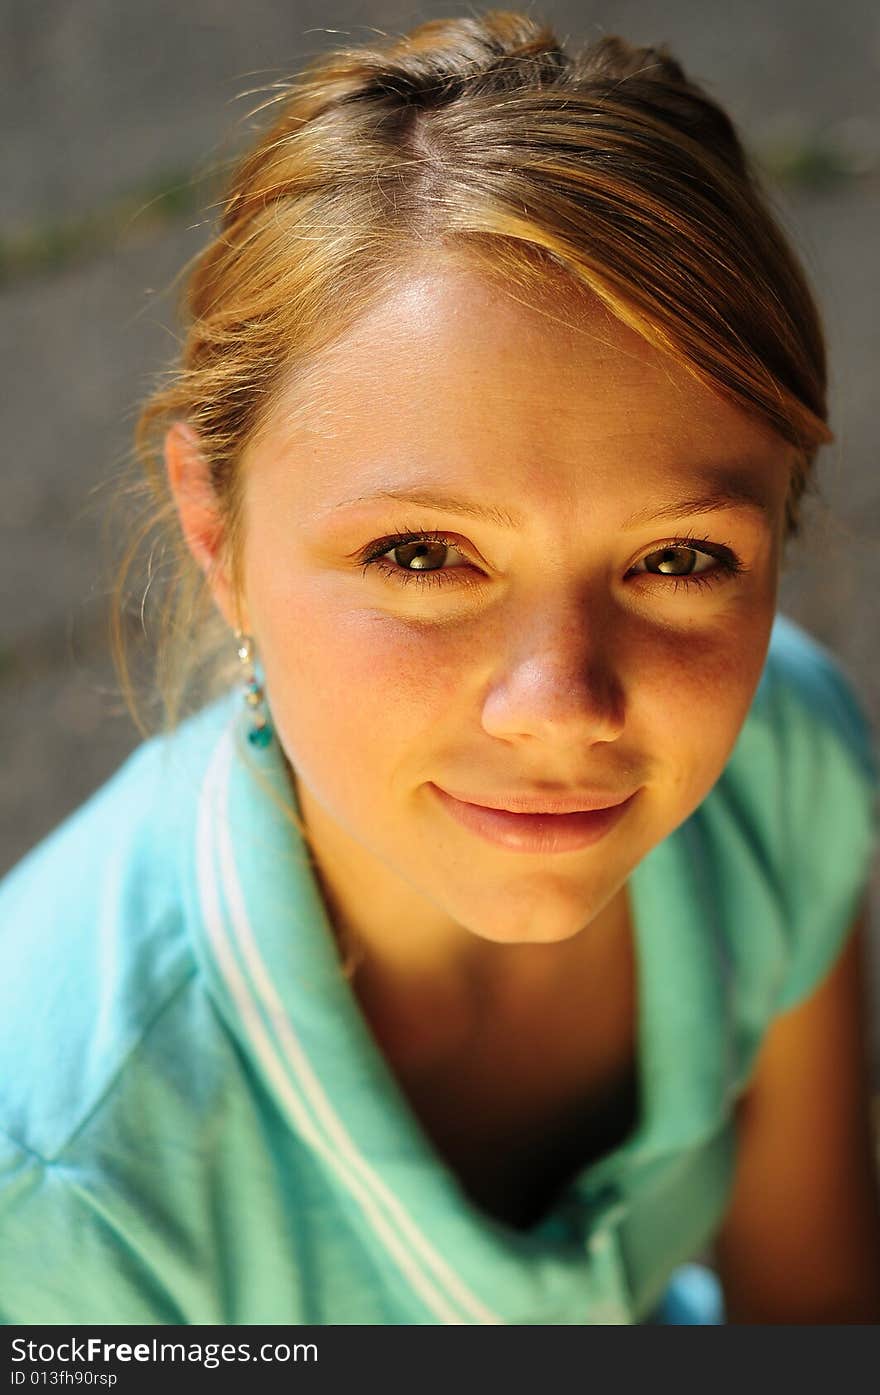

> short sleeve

[{"left": 768, "top": 621, "right": 879, "bottom": 1013}]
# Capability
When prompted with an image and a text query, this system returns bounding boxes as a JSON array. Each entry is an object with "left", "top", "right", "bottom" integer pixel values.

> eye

[
  {"left": 631, "top": 536, "right": 746, "bottom": 593},
  {"left": 356, "top": 525, "right": 746, "bottom": 595},
  {"left": 358, "top": 528, "right": 479, "bottom": 590}
]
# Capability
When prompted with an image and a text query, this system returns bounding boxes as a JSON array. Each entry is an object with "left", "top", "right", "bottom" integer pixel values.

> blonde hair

[{"left": 107, "top": 9, "right": 833, "bottom": 762}]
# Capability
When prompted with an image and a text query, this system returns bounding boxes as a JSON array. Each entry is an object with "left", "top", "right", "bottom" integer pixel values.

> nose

[{"left": 479, "top": 593, "right": 625, "bottom": 747}]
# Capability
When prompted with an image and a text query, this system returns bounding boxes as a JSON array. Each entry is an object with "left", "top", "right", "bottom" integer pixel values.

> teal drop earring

[{"left": 235, "top": 630, "right": 273, "bottom": 748}]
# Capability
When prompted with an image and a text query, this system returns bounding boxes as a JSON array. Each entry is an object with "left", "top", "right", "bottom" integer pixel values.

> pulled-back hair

[{"left": 107, "top": 9, "right": 832, "bottom": 741}]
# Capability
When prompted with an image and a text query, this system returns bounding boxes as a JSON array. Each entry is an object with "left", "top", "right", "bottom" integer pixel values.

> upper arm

[{"left": 714, "top": 896, "right": 880, "bottom": 1323}]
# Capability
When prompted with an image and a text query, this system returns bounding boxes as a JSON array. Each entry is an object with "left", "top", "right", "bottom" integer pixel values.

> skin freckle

[{"left": 225, "top": 259, "right": 790, "bottom": 1002}]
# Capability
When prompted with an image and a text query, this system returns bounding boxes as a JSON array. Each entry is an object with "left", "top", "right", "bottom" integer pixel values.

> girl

[{"left": 2, "top": 11, "right": 879, "bottom": 1324}]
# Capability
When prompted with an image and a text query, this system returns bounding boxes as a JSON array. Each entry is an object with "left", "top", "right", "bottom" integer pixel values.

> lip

[
  {"left": 429, "top": 784, "right": 639, "bottom": 854},
  {"left": 436, "top": 786, "right": 635, "bottom": 815}
]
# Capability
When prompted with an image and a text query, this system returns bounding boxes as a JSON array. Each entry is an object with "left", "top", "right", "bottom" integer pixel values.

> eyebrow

[
  {"left": 334, "top": 488, "right": 522, "bottom": 529},
  {"left": 331, "top": 470, "right": 774, "bottom": 530}
]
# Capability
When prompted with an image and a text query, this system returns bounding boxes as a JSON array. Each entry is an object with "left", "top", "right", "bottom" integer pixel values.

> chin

[{"left": 457, "top": 888, "right": 608, "bottom": 948}]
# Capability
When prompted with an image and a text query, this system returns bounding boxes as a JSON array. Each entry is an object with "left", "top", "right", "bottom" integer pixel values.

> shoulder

[
  {"left": 0, "top": 692, "right": 236, "bottom": 1160},
  {"left": 750, "top": 616, "right": 877, "bottom": 971},
  {"left": 727, "top": 612, "right": 877, "bottom": 875},
  {"left": 709, "top": 614, "right": 877, "bottom": 855},
  {"left": 753, "top": 612, "right": 877, "bottom": 778},
  {"left": 697, "top": 615, "right": 878, "bottom": 1063},
  {"left": 715, "top": 613, "right": 877, "bottom": 794}
]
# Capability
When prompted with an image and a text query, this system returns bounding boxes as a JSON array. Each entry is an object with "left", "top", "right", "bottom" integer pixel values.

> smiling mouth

[{"left": 429, "top": 783, "right": 639, "bottom": 853}]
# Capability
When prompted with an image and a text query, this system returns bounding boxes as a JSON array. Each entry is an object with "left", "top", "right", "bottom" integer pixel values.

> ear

[{"left": 164, "top": 421, "right": 247, "bottom": 633}]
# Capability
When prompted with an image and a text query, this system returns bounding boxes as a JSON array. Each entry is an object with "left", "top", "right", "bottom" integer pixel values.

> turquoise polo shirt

[{"left": 0, "top": 613, "right": 876, "bottom": 1324}]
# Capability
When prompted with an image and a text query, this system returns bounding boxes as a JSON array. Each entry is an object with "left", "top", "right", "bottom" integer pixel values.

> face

[{"left": 167, "top": 258, "right": 791, "bottom": 993}]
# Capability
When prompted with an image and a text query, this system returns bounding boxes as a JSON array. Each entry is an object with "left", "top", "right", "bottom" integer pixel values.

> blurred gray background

[{"left": 1, "top": 1, "right": 878, "bottom": 1088}]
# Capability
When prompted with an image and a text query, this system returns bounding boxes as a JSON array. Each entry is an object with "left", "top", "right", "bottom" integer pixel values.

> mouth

[{"left": 428, "top": 784, "right": 639, "bottom": 854}]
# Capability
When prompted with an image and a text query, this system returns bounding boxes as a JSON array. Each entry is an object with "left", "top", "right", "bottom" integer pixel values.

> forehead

[
  {"left": 272, "top": 259, "right": 700, "bottom": 415},
  {"left": 249, "top": 257, "right": 791, "bottom": 514}
]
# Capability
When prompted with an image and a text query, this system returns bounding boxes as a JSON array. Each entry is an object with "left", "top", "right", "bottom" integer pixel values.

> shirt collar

[{"left": 171, "top": 687, "right": 737, "bottom": 1323}]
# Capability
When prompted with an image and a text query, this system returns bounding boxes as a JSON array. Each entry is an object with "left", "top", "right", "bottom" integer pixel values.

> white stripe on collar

[{"left": 196, "top": 719, "right": 503, "bottom": 1325}]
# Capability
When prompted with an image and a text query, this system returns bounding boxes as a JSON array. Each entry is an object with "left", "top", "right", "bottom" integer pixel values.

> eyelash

[{"left": 357, "top": 522, "right": 748, "bottom": 594}]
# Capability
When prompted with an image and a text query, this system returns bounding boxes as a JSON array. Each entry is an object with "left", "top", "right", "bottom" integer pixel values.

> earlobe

[{"left": 164, "top": 421, "right": 243, "bottom": 632}]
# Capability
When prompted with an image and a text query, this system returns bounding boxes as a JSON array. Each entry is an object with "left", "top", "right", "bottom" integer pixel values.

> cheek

[
  {"left": 251, "top": 580, "right": 455, "bottom": 782},
  {"left": 638, "top": 617, "right": 770, "bottom": 806}
]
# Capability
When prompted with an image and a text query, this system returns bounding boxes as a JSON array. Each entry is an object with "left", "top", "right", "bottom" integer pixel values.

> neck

[{"left": 288, "top": 764, "right": 632, "bottom": 1070}]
